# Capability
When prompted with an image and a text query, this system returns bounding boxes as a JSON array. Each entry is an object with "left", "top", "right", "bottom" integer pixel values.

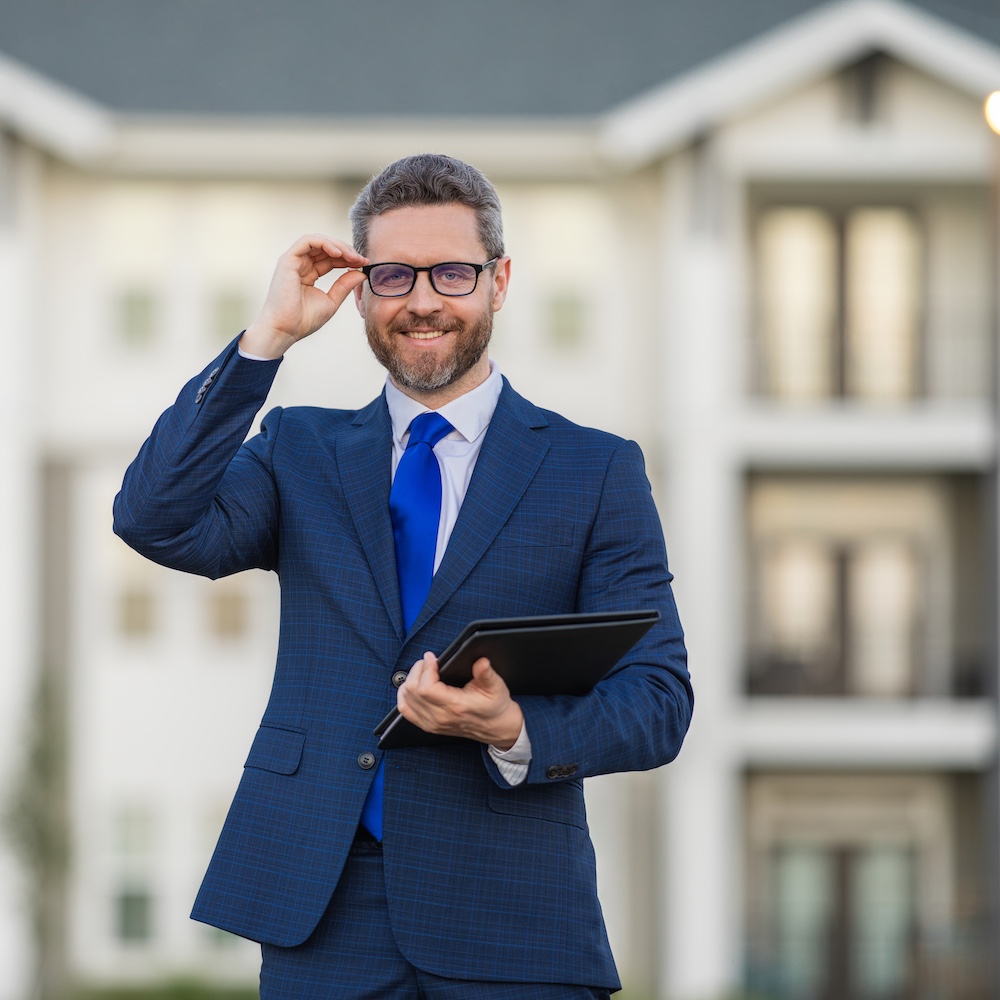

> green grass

[{"left": 77, "top": 983, "right": 258, "bottom": 1000}]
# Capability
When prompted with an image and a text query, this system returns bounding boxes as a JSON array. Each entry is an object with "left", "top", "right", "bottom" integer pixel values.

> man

[{"left": 114, "top": 154, "right": 692, "bottom": 999}]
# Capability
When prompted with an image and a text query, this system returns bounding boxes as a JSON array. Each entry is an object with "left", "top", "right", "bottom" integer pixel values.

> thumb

[
  {"left": 470, "top": 657, "right": 500, "bottom": 690},
  {"left": 326, "top": 268, "right": 368, "bottom": 312}
]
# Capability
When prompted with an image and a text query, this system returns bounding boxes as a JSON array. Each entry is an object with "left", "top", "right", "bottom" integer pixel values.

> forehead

[{"left": 365, "top": 203, "right": 485, "bottom": 262}]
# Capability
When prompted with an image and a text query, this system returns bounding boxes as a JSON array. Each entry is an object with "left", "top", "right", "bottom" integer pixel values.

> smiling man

[
  {"left": 359, "top": 206, "right": 499, "bottom": 398},
  {"left": 114, "top": 154, "right": 692, "bottom": 999}
]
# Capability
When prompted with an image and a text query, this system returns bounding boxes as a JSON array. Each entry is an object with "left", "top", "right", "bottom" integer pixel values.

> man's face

[{"left": 354, "top": 203, "right": 510, "bottom": 400}]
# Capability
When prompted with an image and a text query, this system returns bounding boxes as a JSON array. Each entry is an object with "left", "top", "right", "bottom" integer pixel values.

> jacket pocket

[
  {"left": 487, "top": 778, "right": 586, "bottom": 829},
  {"left": 244, "top": 724, "right": 306, "bottom": 775}
]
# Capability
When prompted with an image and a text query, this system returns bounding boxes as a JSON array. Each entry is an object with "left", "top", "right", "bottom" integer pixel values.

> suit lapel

[
  {"left": 409, "top": 382, "right": 550, "bottom": 636},
  {"left": 338, "top": 394, "right": 405, "bottom": 639}
]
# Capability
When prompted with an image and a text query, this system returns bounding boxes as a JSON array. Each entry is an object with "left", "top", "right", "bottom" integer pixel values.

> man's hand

[
  {"left": 397, "top": 653, "right": 524, "bottom": 749},
  {"left": 240, "top": 234, "right": 369, "bottom": 359}
]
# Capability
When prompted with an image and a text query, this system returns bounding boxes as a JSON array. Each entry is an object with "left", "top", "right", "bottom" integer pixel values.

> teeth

[{"left": 406, "top": 330, "right": 445, "bottom": 340}]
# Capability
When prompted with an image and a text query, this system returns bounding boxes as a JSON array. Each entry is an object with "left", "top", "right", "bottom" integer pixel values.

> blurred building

[{"left": 0, "top": 1, "right": 998, "bottom": 998}]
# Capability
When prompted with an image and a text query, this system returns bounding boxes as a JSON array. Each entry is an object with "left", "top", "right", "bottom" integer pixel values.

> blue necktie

[{"left": 360, "top": 411, "right": 454, "bottom": 840}]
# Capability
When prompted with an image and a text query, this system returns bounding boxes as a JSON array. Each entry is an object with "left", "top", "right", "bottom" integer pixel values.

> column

[
  {"left": 657, "top": 147, "right": 745, "bottom": 999},
  {"left": 0, "top": 134, "right": 42, "bottom": 1000}
]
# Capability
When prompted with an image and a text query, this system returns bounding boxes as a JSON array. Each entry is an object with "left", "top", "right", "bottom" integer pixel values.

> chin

[{"left": 366, "top": 315, "right": 493, "bottom": 394}]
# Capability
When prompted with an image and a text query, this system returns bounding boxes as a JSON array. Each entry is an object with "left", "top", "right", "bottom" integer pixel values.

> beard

[{"left": 365, "top": 305, "right": 494, "bottom": 393}]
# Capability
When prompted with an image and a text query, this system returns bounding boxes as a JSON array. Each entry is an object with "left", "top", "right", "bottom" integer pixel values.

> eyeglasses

[{"left": 361, "top": 258, "right": 499, "bottom": 297}]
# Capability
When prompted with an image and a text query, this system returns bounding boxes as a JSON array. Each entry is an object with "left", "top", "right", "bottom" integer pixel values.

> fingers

[
  {"left": 417, "top": 652, "right": 440, "bottom": 690},
  {"left": 396, "top": 651, "right": 520, "bottom": 745},
  {"left": 248, "top": 234, "right": 369, "bottom": 353},
  {"left": 397, "top": 653, "right": 437, "bottom": 713},
  {"left": 286, "top": 233, "right": 368, "bottom": 272}
]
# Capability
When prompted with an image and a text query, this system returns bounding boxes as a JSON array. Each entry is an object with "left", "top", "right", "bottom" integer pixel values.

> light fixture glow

[{"left": 986, "top": 91, "right": 1000, "bottom": 135}]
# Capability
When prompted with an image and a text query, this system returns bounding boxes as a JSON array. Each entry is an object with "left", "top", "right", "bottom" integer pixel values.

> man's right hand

[{"left": 239, "top": 234, "right": 369, "bottom": 359}]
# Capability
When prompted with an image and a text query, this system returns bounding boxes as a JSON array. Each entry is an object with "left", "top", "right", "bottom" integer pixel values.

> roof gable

[{"left": 601, "top": 0, "right": 1000, "bottom": 165}]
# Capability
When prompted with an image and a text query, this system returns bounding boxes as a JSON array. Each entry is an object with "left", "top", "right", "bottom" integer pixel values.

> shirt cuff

[
  {"left": 237, "top": 345, "right": 276, "bottom": 362},
  {"left": 487, "top": 721, "right": 532, "bottom": 787}
]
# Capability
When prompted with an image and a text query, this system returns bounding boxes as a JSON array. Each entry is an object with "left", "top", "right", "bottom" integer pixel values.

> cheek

[{"left": 363, "top": 300, "right": 397, "bottom": 329}]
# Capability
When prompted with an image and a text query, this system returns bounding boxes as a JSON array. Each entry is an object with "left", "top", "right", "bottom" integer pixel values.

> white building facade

[{"left": 0, "top": 2, "right": 998, "bottom": 998}]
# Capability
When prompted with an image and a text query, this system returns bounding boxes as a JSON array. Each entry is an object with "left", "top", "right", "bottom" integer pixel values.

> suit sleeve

[
  {"left": 484, "top": 438, "right": 693, "bottom": 786},
  {"left": 113, "top": 339, "right": 285, "bottom": 579}
]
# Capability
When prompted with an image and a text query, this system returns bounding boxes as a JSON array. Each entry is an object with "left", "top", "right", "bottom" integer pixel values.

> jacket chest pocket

[{"left": 496, "top": 521, "right": 576, "bottom": 548}]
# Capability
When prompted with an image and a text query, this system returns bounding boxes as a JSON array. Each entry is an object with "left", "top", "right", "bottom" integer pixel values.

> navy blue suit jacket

[{"left": 113, "top": 338, "right": 692, "bottom": 989}]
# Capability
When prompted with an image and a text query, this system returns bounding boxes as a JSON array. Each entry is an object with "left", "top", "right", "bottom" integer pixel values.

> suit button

[
  {"left": 358, "top": 752, "right": 376, "bottom": 770},
  {"left": 391, "top": 670, "right": 408, "bottom": 688},
  {"left": 546, "top": 764, "right": 579, "bottom": 779}
]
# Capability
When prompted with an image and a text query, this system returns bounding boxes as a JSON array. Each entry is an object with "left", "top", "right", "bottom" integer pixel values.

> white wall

[{"left": 0, "top": 138, "right": 42, "bottom": 1000}]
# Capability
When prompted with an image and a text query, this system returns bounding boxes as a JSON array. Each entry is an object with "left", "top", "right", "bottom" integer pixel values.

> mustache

[{"left": 385, "top": 314, "right": 462, "bottom": 335}]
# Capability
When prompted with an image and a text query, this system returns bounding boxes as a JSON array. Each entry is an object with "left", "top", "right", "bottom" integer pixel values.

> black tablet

[{"left": 375, "top": 609, "right": 660, "bottom": 749}]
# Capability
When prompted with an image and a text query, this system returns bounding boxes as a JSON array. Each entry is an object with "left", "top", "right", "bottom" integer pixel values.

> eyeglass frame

[{"left": 360, "top": 258, "right": 500, "bottom": 297}]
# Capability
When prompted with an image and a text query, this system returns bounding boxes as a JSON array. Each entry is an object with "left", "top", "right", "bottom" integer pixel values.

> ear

[
  {"left": 490, "top": 256, "right": 512, "bottom": 312},
  {"left": 353, "top": 281, "right": 367, "bottom": 317}
]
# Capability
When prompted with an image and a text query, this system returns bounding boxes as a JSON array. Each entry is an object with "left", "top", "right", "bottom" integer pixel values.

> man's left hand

[{"left": 397, "top": 653, "right": 524, "bottom": 749}]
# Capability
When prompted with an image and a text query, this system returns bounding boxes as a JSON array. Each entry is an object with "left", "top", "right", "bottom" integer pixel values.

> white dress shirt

[{"left": 238, "top": 345, "right": 531, "bottom": 784}]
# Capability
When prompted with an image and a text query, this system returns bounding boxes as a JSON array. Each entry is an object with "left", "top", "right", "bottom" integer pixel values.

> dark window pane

[
  {"left": 547, "top": 293, "right": 587, "bottom": 351},
  {"left": 212, "top": 290, "right": 251, "bottom": 343},
  {"left": 118, "top": 587, "right": 155, "bottom": 638},
  {"left": 118, "top": 289, "right": 157, "bottom": 346},
  {"left": 116, "top": 889, "right": 152, "bottom": 943},
  {"left": 209, "top": 586, "right": 247, "bottom": 639}
]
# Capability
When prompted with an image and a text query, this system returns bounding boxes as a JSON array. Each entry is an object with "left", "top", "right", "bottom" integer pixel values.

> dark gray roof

[{"left": 1, "top": 0, "right": 998, "bottom": 118}]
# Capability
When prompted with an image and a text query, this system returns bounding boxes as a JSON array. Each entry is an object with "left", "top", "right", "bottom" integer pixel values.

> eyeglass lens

[{"left": 367, "top": 263, "right": 480, "bottom": 297}]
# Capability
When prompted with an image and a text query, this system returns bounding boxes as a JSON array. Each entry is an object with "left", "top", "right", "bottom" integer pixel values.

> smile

[{"left": 403, "top": 330, "right": 447, "bottom": 340}]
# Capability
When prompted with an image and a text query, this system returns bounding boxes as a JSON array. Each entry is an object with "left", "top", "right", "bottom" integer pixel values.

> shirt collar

[{"left": 385, "top": 361, "right": 503, "bottom": 447}]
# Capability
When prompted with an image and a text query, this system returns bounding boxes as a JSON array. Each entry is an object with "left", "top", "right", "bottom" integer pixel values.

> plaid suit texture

[{"left": 113, "top": 338, "right": 693, "bottom": 990}]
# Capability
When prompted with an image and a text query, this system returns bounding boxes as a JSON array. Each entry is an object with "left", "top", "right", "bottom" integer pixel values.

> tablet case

[{"left": 375, "top": 609, "right": 660, "bottom": 749}]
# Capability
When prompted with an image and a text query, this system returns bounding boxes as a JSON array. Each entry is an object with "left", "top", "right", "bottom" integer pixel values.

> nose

[{"left": 406, "top": 270, "right": 444, "bottom": 313}]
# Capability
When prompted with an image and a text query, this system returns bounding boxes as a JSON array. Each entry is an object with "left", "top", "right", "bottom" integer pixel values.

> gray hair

[{"left": 349, "top": 153, "right": 504, "bottom": 259}]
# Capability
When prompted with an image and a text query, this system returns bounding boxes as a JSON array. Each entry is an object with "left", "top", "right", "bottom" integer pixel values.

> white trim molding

[{"left": 0, "top": 52, "right": 112, "bottom": 162}]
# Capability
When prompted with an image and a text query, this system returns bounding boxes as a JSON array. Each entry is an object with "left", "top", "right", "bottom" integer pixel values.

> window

[
  {"left": 844, "top": 209, "right": 921, "bottom": 400},
  {"left": 115, "top": 887, "right": 152, "bottom": 943},
  {"left": 116, "top": 287, "right": 158, "bottom": 347},
  {"left": 112, "top": 805, "right": 155, "bottom": 945},
  {"left": 766, "top": 843, "right": 915, "bottom": 999},
  {"left": 118, "top": 585, "right": 155, "bottom": 638},
  {"left": 546, "top": 292, "right": 587, "bottom": 351},
  {"left": 755, "top": 206, "right": 922, "bottom": 403},
  {"left": 208, "top": 581, "right": 248, "bottom": 640},
  {"left": 745, "top": 774, "right": 986, "bottom": 1000},
  {"left": 113, "top": 541, "right": 163, "bottom": 641},
  {"left": 751, "top": 535, "right": 919, "bottom": 697},
  {"left": 757, "top": 208, "right": 838, "bottom": 400},
  {"left": 847, "top": 539, "right": 918, "bottom": 698},
  {"left": 115, "top": 805, "right": 154, "bottom": 856},
  {"left": 746, "top": 477, "right": 959, "bottom": 698},
  {"left": 211, "top": 289, "right": 252, "bottom": 343}
]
